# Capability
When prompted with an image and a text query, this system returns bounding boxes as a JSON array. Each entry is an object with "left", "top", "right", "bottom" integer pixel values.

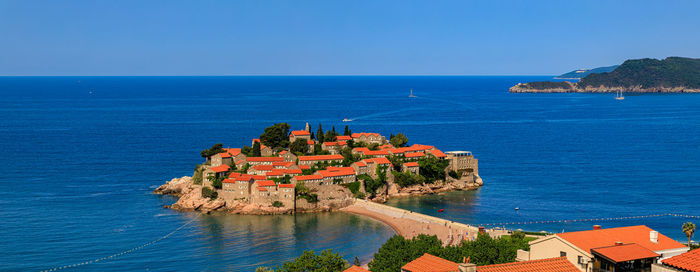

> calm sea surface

[{"left": 1, "top": 76, "right": 699, "bottom": 271}]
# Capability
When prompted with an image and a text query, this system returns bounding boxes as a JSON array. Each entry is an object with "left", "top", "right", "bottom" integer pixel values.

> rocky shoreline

[
  {"left": 509, "top": 83, "right": 700, "bottom": 93},
  {"left": 153, "top": 174, "right": 483, "bottom": 215}
]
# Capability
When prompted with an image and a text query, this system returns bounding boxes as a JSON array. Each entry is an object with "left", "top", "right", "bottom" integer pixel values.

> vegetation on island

[
  {"left": 417, "top": 156, "right": 450, "bottom": 183},
  {"left": 201, "top": 187, "right": 218, "bottom": 200},
  {"left": 389, "top": 133, "right": 409, "bottom": 147},
  {"left": 295, "top": 181, "right": 319, "bottom": 203},
  {"left": 555, "top": 65, "right": 618, "bottom": 79},
  {"left": 200, "top": 143, "right": 225, "bottom": 158},
  {"left": 517, "top": 81, "right": 574, "bottom": 90},
  {"left": 260, "top": 123, "right": 292, "bottom": 150}
]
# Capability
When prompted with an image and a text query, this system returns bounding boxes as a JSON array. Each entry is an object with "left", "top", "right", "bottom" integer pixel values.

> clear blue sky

[{"left": 1, "top": 0, "right": 699, "bottom": 76}]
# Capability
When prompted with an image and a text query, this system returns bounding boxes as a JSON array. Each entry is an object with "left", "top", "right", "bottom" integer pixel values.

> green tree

[
  {"left": 207, "top": 174, "right": 223, "bottom": 189},
  {"left": 344, "top": 125, "right": 351, "bottom": 136},
  {"left": 317, "top": 124, "right": 325, "bottom": 143},
  {"left": 201, "top": 186, "right": 218, "bottom": 200},
  {"left": 259, "top": 123, "right": 291, "bottom": 149},
  {"left": 253, "top": 141, "right": 262, "bottom": 157},
  {"left": 683, "top": 222, "right": 696, "bottom": 246},
  {"left": 192, "top": 164, "right": 204, "bottom": 185},
  {"left": 392, "top": 171, "right": 425, "bottom": 187},
  {"left": 390, "top": 133, "right": 409, "bottom": 147},
  {"left": 276, "top": 249, "right": 348, "bottom": 272},
  {"left": 200, "top": 143, "right": 225, "bottom": 158},
  {"left": 354, "top": 256, "right": 360, "bottom": 266},
  {"left": 417, "top": 156, "right": 449, "bottom": 183},
  {"left": 290, "top": 138, "right": 310, "bottom": 154}
]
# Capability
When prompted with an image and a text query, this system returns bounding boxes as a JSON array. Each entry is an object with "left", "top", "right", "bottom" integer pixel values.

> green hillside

[
  {"left": 579, "top": 57, "right": 700, "bottom": 88},
  {"left": 555, "top": 65, "right": 618, "bottom": 79}
]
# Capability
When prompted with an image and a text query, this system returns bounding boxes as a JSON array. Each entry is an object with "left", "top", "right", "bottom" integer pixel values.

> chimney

[
  {"left": 593, "top": 225, "right": 602, "bottom": 230},
  {"left": 459, "top": 257, "right": 477, "bottom": 272},
  {"left": 650, "top": 231, "right": 658, "bottom": 243}
]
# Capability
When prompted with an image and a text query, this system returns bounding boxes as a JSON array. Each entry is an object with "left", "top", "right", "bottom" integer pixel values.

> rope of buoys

[
  {"left": 40, "top": 217, "right": 197, "bottom": 272},
  {"left": 480, "top": 213, "right": 700, "bottom": 227}
]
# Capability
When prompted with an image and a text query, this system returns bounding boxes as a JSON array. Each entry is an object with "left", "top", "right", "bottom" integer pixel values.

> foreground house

[
  {"left": 522, "top": 225, "right": 689, "bottom": 272},
  {"left": 652, "top": 248, "right": 700, "bottom": 272},
  {"left": 400, "top": 253, "right": 579, "bottom": 272}
]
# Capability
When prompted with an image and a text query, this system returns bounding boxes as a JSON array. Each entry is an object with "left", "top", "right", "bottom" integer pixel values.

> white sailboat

[
  {"left": 615, "top": 90, "right": 625, "bottom": 100},
  {"left": 409, "top": 89, "right": 416, "bottom": 98}
]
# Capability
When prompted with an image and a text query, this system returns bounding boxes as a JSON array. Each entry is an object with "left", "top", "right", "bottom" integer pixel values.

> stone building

[
  {"left": 360, "top": 157, "right": 392, "bottom": 179},
  {"left": 291, "top": 174, "right": 324, "bottom": 186},
  {"left": 289, "top": 130, "right": 311, "bottom": 143},
  {"left": 278, "top": 150, "right": 298, "bottom": 162},
  {"left": 297, "top": 154, "right": 344, "bottom": 166},
  {"left": 246, "top": 156, "right": 285, "bottom": 166},
  {"left": 202, "top": 164, "right": 230, "bottom": 187},
  {"left": 321, "top": 141, "right": 347, "bottom": 154},
  {"left": 317, "top": 167, "right": 356, "bottom": 184},
  {"left": 252, "top": 139, "right": 274, "bottom": 156},
  {"left": 351, "top": 161, "right": 369, "bottom": 175},
  {"left": 403, "top": 162, "right": 420, "bottom": 175},
  {"left": 445, "top": 151, "right": 478, "bottom": 177},
  {"left": 351, "top": 132, "right": 386, "bottom": 144}
]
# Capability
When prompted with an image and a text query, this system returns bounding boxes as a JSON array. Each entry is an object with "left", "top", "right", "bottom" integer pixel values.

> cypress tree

[
  {"left": 253, "top": 141, "right": 262, "bottom": 157},
  {"left": 344, "top": 125, "right": 350, "bottom": 136},
  {"left": 317, "top": 124, "right": 324, "bottom": 143}
]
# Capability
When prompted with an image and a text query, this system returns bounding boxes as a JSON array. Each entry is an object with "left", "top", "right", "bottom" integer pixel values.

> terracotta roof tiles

[
  {"left": 590, "top": 243, "right": 659, "bottom": 263},
  {"left": 401, "top": 253, "right": 458, "bottom": 272},
  {"left": 556, "top": 225, "right": 686, "bottom": 253},
  {"left": 662, "top": 248, "right": 700, "bottom": 271},
  {"left": 476, "top": 257, "right": 579, "bottom": 272},
  {"left": 298, "top": 155, "right": 344, "bottom": 161}
]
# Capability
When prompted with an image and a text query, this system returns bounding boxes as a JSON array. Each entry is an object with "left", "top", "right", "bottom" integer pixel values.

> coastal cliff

[{"left": 511, "top": 57, "right": 700, "bottom": 93}]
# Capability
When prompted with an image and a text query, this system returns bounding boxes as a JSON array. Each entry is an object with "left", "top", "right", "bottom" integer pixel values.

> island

[
  {"left": 154, "top": 123, "right": 482, "bottom": 214},
  {"left": 554, "top": 65, "right": 618, "bottom": 79},
  {"left": 510, "top": 57, "right": 700, "bottom": 93}
]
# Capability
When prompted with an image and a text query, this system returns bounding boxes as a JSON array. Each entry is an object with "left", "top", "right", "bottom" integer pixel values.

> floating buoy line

[
  {"left": 40, "top": 217, "right": 197, "bottom": 272},
  {"left": 479, "top": 213, "right": 700, "bottom": 227}
]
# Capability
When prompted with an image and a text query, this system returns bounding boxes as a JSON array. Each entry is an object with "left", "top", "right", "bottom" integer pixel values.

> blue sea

[{"left": 1, "top": 76, "right": 699, "bottom": 271}]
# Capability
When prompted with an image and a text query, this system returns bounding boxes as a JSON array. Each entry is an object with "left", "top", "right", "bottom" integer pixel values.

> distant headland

[
  {"left": 511, "top": 57, "right": 700, "bottom": 93},
  {"left": 154, "top": 123, "right": 482, "bottom": 215}
]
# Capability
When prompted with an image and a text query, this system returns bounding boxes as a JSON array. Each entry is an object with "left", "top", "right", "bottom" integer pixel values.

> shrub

[
  {"left": 448, "top": 170, "right": 461, "bottom": 180},
  {"left": 417, "top": 156, "right": 449, "bottom": 183},
  {"left": 393, "top": 171, "right": 425, "bottom": 187},
  {"left": 346, "top": 181, "right": 361, "bottom": 194},
  {"left": 192, "top": 164, "right": 203, "bottom": 185},
  {"left": 272, "top": 201, "right": 284, "bottom": 208},
  {"left": 201, "top": 187, "right": 218, "bottom": 200}
]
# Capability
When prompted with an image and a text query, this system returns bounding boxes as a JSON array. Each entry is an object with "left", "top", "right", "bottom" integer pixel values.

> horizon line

[{"left": 0, "top": 74, "right": 558, "bottom": 77}]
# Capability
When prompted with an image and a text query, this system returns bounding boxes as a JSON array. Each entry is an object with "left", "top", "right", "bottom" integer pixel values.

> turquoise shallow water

[{"left": 1, "top": 76, "right": 699, "bottom": 271}]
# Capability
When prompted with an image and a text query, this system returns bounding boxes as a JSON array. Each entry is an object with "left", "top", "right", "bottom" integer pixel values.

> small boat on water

[
  {"left": 409, "top": 89, "right": 416, "bottom": 98},
  {"left": 615, "top": 90, "right": 625, "bottom": 100},
  {"left": 342, "top": 118, "right": 353, "bottom": 122},
  {"left": 437, "top": 209, "right": 444, "bottom": 212}
]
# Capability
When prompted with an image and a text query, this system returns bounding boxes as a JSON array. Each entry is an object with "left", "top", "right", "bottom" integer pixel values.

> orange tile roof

[
  {"left": 291, "top": 130, "right": 311, "bottom": 136},
  {"left": 354, "top": 161, "right": 367, "bottom": 167},
  {"left": 217, "top": 152, "right": 232, "bottom": 158},
  {"left": 365, "top": 150, "right": 389, "bottom": 156},
  {"left": 662, "top": 248, "right": 700, "bottom": 271},
  {"left": 389, "top": 147, "right": 408, "bottom": 154},
  {"left": 323, "top": 141, "right": 347, "bottom": 146},
  {"left": 285, "top": 169, "right": 302, "bottom": 175},
  {"left": 404, "top": 162, "right": 419, "bottom": 167},
  {"left": 228, "top": 172, "right": 241, "bottom": 178},
  {"left": 252, "top": 165, "right": 274, "bottom": 171},
  {"left": 273, "top": 161, "right": 295, "bottom": 167},
  {"left": 298, "top": 154, "right": 344, "bottom": 161},
  {"left": 256, "top": 180, "right": 277, "bottom": 187},
  {"left": 278, "top": 150, "right": 288, "bottom": 155},
  {"left": 401, "top": 253, "right": 458, "bottom": 272},
  {"left": 294, "top": 175, "right": 323, "bottom": 181},
  {"left": 476, "top": 257, "right": 579, "bottom": 272},
  {"left": 278, "top": 183, "right": 295, "bottom": 188},
  {"left": 209, "top": 164, "right": 230, "bottom": 173},
  {"left": 556, "top": 225, "right": 686, "bottom": 253},
  {"left": 591, "top": 243, "right": 659, "bottom": 263},
  {"left": 257, "top": 186, "right": 268, "bottom": 192},
  {"left": 318, "top": 168, "right": 356, "bottom": 178},
  {"left": 247, "top": 157, "right": 285, "bottom": 162},
  {"left": 344, "top": 265, "right": 370, "bottom": 272},
  {"left": 265, "top": 170, "right": 286, "bottom": 177},
  {"left": 408, "top": 144, "right": 434, "bottom": 151},
  {"left": 234, "top": 174, "right": 266, "bottom": 181},
  {"left": 336, "top": 135, "right": 352, "bottom": 141},
  {"left": 351, "top": 132, "right": 381, "bottom": 138},
  {"left": 430, "top": 149, "right": 447, "bottom": 158},
  {"left": 226, "top": 148, "right": 242, "bottom": 156},
  {"left": 370, "top": 157, "right": 392, "bottom": 165},
  {"left": 405, "top": 152, "right": 426, "bottom": 158},
  {"left": 299, "top": 165, "right": 310, "bottom": 170},
  {"left": 222, "top": 178, "right": 236, "bottom": 183},
  {"left": 307, "top": 140, "right": 315, "bottom": 145}
]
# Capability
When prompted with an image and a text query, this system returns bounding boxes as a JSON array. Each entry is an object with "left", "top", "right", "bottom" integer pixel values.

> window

[{"left": 560, "top": 251, "right": 567, "bottom": 257}]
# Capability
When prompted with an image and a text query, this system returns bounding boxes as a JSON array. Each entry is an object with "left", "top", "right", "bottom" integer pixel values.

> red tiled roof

[
  {"left": 351, "top": 132, "right": 381, "bottom": 138},
  {"left": 401, "top": 253, "right": 458, "bottom": 272},
  {"left": 344, "top": 265, "right": 370, "bottom": 272},
  {"left": 556, "top": 225, "right": 686, "bottom": 253},
  {"left": 476, "top": 257, "right": 579, "bottom": 272},
  {"left": 265, "top": 170, "right": 286, "bottom": 177},
  {"left": 370, "top": 157, "right": 392, "bottom": 165},
  {"left": 222, "top": 178, "right": 236, "bottom": 183},
  {"left": 235, "top": 174, "right": 266, "bottom": 181},
  {"left": 209, "top": 165, "right": 230, "bottom": 173},
  {"left": 229, "top": 172, "right": 242, "bottom": 178},
  {"left": 300, "top": 165, "right": 310, "bottom": 170},
  {"left": 278, "top": 183, "right": 294, "bottom": 188},
  {"left": 247, "top": 157, "right": 285, "bottom": 162},
  {"left": 389, "top": 148, "right": 407, "bottom": 154},
  {"left": 217, "top": 152, "right": 232, "bottom": 158},
  {"left": 336, "top": 135, "right": 352, "bottom": 141},
  {"left": 285, "top": 169, "right": 302, "bottom": 175},
  {"left": 291, "top": 130, "right": 311, "bottom": 136},
  {"left": 256, "top": 180, "right": 277, "bottom": 187},
  {"left": 318, "top": 168, "right": 356, "bottom": 178},
  {"left": 323, "top": 141, "right": 347, "bottom": 146},
  {"left": 354, "top": 161, "right": 367, "bottom": 167},
  {"left": 273, "top": 161, "right": 295, "bottom": 167},
  {"left": 252, "top": 165, "right": 274, "bottom": 171},
  {"left": 408, "top": 144, "right": 434, "bottom": 151},
  {"left": 430, "top": 149, "right": 447, "bottom": 158},
  {"left": 294, "top": 175, "right": 323, "bottom": 181},
  {"left": 257, "top": 186, "right": 268, "bottom": 192},
  {"left": 404, "top": 162, "right": 419, "bottom": 167},
  {"left": 405, "top": 152, "right": 426, "bottom": 158},
  {"left": 365, "top": 150, "right": 389, "bottom": 156},
  {"left": 591, "top": 243, "right": 659, "bottom": 263},
  {"left": 378, "top": 144, "right": 394, "bottom": 149},
  {"left": 662, "top": 248, "right": 700, "bottom": 271},
  {"left": 226, "top": 148, "right": 242, "bottom": 156},
  {"left": 307, "top": 140, "right": 315, "bottom": 145},
  {"left": 278, "top": 150, "right": 288, "bottom": 155},
  {"left": 298, "top": 155, "right": 344, "bottom": 161}
]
